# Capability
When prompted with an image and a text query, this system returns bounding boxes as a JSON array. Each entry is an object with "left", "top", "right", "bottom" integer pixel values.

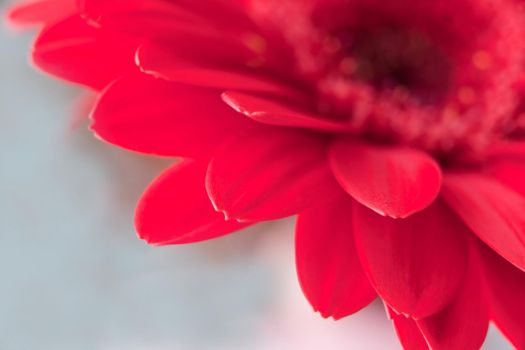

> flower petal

[
  {"left": 353, "top": 201, "right": 467, "bottom": 318},
  {"left": 330, "top": 139, "right": 442, "bottom": 218},
  {"left": 295, "top": 197, "right": 376, "bottom": 320},
  {"left": 417, "top": 244, "right": 489, "bottom": 350},
  {"left": 222, "top": 91, "right": 349, "bottom": 132},
  {"left": 102, "top": 15, "right": 258, "bottom": 65},
  {"left": 206, "top": 128, "right": 342, "bottom": 221},
  {"left": 488, "top": 140, "right": 525, "bottom": 159},
  {"left": 135, "top": 160, "right": 250, "bottom": 245},
  {"left": 137, "top": 45, "right": 290, "bottom": 95},
  {"left": 442, "top": 172, "right": 525, "bottom": 271},
  {"left": 387, "top": 309, "right": 428, "bottom": 350},
  {"left": 137, "top": 43, "right": 294, "bottom": 96},
  {"left": 7, "top": 0, "right": 77, "bottom": 26},
  {"left": 32, "top": 15, "right": 137, "bottom": 89},
  {"left": 478, "top": 241, "right": 525, "bottom": 349},
  {"left": 487, "top": 158, "right": 525, "bottom": 197},
  {"left": 83, "top": 0, "right": 257, "bottom": 35},
  {"left": 91, "top": 75, "right": 255, "bottom": 158}
]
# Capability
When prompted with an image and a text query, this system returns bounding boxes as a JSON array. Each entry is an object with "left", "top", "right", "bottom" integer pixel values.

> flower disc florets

[{"left": 252, "top": 0, "right": 525, "bottom": 159}]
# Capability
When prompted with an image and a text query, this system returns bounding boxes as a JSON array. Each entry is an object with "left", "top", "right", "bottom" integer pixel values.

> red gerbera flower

[{"left": 9, "top": 0, "right": 525, "bottom": 348}]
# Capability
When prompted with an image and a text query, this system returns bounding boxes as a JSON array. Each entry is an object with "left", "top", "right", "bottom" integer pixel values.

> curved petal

[
  {"left": 80, "top": 0, "right": 188, "bottom": 17},
  {"left": 488, "top": 140, "right": 525, "bottom": 159},
  {"left": 91, "top": 75, "right": 256, "bottom": 158},
  {"left": 135, "top": 160, "right": 250, "bottom": 245},
  {"left": 106, "top": 17, "right": 259, "bottom": 65},
  {"left": 7, "top": 0, "right": 77, "bottom": 26},
  {"left": 353, "top": 201, "right": 467, "bottom": 318},
  {"left": 82, "top": 0, "right": 257, "bottom": 35},
  {"left": 295, "top": 197, "right": 376, "bottom": 320},
  {"left": 442, "top": 172, "right": 525, "bottom": 271},
  {"left": 478, "top": 241, "right": 525, "bottom": 349},
  {"left": 330, "top": 139, "right": 442, "bottom": 218},
  {"left": 222, "top": 91, "right": 349, "bottom": 132},
  {"left": 417, "top": 244, "right": 489, "bottom": 350},
  {"left": 206, "top": 128, "right": 342, "bottom": 222},
  {"left": 137, "top": 43, "right": 293, "bottom": 96},
  {"left": 387, "top": 308, "right": 428, "bottom": 350},
  {"left": 487, "top": 158, "right": 525, "bottom": 197},
  {"left": 32, "top": 15, "right": 137, "bottom": 89}
]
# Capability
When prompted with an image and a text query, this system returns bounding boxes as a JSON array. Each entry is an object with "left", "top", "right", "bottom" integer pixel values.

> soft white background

[{"left": 0, "top": 3, "right": 511, "bottom": 349}]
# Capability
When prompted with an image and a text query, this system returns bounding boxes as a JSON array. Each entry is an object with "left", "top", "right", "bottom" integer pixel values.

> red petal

[
  {"left": 488, "top": 140, "right": 525, "bottom": 159},
  {"left": 102, "top": 14, "right": 258, "bottom": 66},
  {"left": 478, "top": 241, "right": 525, "bottom": 349},
  {"left": 353, "top": 201, "right": 467, "bottom": 318},
  {"left": 32, "top": 15, "right": 137, "bottom": 89},
  {"left": 388, "top": 309, "right": 428, "bottom": 350},
  {"left": 206, "top": 128, "right": 342, "bottom": 221},
  {"left": 80, "top": 0, "right": 185, "bottom": 17},
  {"left": 91, "top": 75, "right": 255, "bottom": 158},
  {"left": 137, "top": 42, "right": 297, "bottom": 96},
  {"left": 7, "top": 0, "right": 77, "bottom": 26},
  {"left": 134, "top": 26, "right": 293, "bottom": 80},
  {"left": 442, "top": 172, "right": 525, "bottom": 271},
  {"left": 417, "top": 244, "right": 489, "bottom": 350},
  {"left": 487, "top": 158, "right": 525, "bottom": 197},
  {"left": 295, "top": 197, "right": 376, "bottom": 320},
  {"left": 82, "top": 0, "right": 256, "bottom": 34},
  {"left": 135, "top": 160, "right": 250, "bottom": 245},
  {"left": 330, "top": 139, "right": 442, "bottom": 218},
  {"left": 138, "top": 49, "right": 293, "bottom": 96},
  {"left": 222, "top": 91, "right": 349, "bottom": 132}
]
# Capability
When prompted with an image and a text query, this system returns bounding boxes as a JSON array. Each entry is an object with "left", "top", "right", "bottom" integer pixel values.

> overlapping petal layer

[
  {"left": 32, "top": 15, "right": 137, "bottom": 89},
  {"left": 206, "top": 128, "right": 341, "bottom": 221},
  {"left": 91, "top": 75, "right": 256, "bottom": 158},
  {"left": 416, "top": 245, "right": 489, "bottom": 350},
  {"left": 7, "top": 0, "right": 76, "bottom": 26},
  {"left": 330, "top": 140, "right": 442, "bottom": 218},
  {"left": 442, "top": 172, "right": 525, "bottom": 272},
  {"left": 295, "top": 197, "right": 376, "bottom": 319},
  {"left": 136, "top": 160, "right": 250, "bottom": 245},
  {"left": 353, "top": 201, "right": 466, "bottom": 318},
  {"left": 478, "top": 241, "right": 525, "bottom": 349}
]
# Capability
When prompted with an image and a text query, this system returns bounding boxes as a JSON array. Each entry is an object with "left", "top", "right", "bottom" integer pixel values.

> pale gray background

[{"left": 0, "top": 3, "right": 510, "bottom": 349}]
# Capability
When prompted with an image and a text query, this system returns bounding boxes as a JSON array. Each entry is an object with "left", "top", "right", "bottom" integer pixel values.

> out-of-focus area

[{"left": 0, "top": 3, "right": 511, "bottom": 349}]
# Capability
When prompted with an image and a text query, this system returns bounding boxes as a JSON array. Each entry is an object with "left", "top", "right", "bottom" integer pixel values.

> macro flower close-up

[{"left": 6, "top": 0, "right": 525, "bottom": 348}]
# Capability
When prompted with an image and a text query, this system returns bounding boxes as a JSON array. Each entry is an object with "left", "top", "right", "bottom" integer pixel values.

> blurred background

[{"left": 0, "top": 2, "right": 511, "bottom": 349}]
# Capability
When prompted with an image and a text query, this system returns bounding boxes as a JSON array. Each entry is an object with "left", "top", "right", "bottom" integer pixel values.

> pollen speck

[
  {"left": 472, "top": 50, "right": 492, "bottom": 70},
  {"left": 457, "top": 86, "right": 476, "bottom": 105},
  {"left": 243, "top": 33, "right": 267, "bottom": 54}
]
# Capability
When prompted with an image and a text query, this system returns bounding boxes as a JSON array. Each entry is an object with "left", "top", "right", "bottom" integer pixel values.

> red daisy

[{"left": 9, "top": 0, "right": 525, "bottom": 348}]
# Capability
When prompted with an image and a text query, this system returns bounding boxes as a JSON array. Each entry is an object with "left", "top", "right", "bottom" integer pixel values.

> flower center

[
  {"left": 250, "top": 0, "right": 525, "bottom": 159},
  {"left": 332, "top": 26, "right": 452, "bottom": 106}
]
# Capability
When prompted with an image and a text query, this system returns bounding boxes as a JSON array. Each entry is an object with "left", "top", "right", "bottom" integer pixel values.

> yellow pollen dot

[
  {"left": 457, "top": 86, "right": 476, "bottom": 105},
  {"left": 339, "top": 57, "right": 357, "bottom": 75},
  {"left": 472, "top": 50, "right": 492, "bottom": 71},
  {"left": 243, "top": 33, "right": 267, "bottom": 54}
]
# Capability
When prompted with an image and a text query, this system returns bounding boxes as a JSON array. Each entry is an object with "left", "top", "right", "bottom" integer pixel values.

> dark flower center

[
  {"left": 250, "top": 0, "right": 525, "bottom": 159},
  {"left": 336, "top": 26, "right": 452, "bottom": 105}
]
